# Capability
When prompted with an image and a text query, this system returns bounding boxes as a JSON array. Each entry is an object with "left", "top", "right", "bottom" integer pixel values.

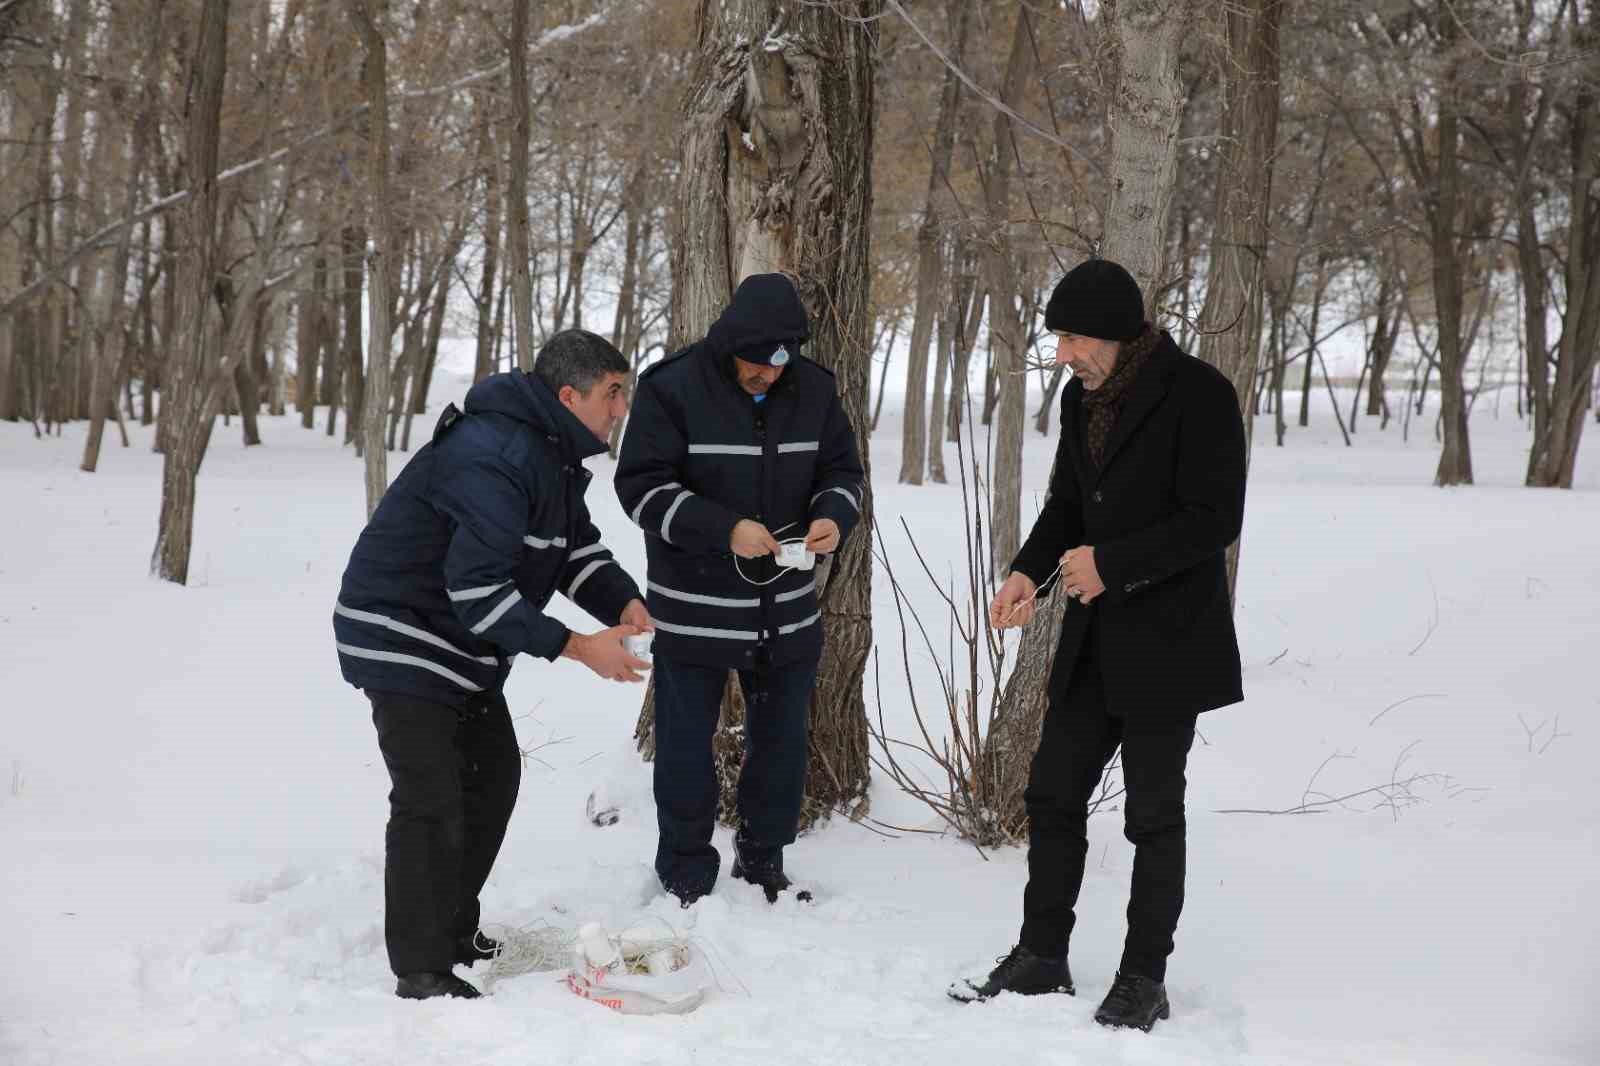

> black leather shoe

[
  {"left": 1093, "top": 971, "right": 1169, "bottom": 1031},
  {"left": 731, "top": 857, "right": 813, "bottom": 903},
  {"left": 395, "top": 971, "right": 481, "bottom": 1000},
  {"left": 454, "top": 932, "right": 501, "bottom": 967},
  {"left": 948, "top": 945, "right": 1074, "bottom": 1002}
]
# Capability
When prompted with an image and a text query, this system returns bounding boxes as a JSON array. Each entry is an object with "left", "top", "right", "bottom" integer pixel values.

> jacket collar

[
  {"left": 1062, "top": 331, "right": 1179, "bottom": 484},
  {"left": 510, "top": 372, "right": 609, "bottom": 464}
]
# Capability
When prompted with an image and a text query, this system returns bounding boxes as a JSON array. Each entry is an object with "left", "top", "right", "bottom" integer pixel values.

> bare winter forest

[
  {"left": 3, "top": 0, "right": 1597, "bottom": 560},
  {"left": 3, "top": 11, "right": 1600, "bottom": 1055}
]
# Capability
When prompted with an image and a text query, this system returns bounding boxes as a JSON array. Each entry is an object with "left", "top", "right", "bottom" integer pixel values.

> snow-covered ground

[{"left": 3, "top": 363, "right": 1597, "bottom": 1066}]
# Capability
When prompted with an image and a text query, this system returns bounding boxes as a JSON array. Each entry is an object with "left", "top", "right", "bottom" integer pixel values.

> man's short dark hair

[{"left": 532, "top": 329, "right": 629, "bottom": 396}]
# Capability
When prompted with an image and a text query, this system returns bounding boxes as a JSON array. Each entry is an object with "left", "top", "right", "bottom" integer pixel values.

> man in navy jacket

[
  {"left": 616, "top": 273, "right": 864, "bottom": 906},
  {"left": 335, "top": 330, "right": 651, "bottom": 1000}
]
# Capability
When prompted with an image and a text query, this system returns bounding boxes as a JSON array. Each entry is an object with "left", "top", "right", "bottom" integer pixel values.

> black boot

[
  {"left": 454, "top": 931, "right": 500, "bottom": 967},
  {"left": 948, "top": 946, "right": 1074, "bottom": 1003},
  {"left": 395, "top": 971, "right": 481, "bottom": 1000},
  {"left": 661, "top": 875, "right": 713, "bottom": 909},
  {"left": 731, "top": 857, "right": 813, "bottom": 903},
  {"left": 669, "top": 885, "right": 707, "bottom": 909},
  {"left": 1093, "top": 972, "right": 1169, "bottom": 1031}
]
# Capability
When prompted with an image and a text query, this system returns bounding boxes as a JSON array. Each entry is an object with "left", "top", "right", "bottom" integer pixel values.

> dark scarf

[{"left": 1081, "top": 323, "right": 1160, "bottom": 468}]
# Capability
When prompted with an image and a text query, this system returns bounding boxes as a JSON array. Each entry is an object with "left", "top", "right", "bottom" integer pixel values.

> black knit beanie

[{"left": 1044, "top": 259, "right": 1145, "bottom": 342}]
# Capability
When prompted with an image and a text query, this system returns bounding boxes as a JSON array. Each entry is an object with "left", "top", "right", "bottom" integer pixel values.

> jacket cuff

[
  {"left": 809, "top": 490, "right": 860, "bottom": 543},
  {"left": 534, "top": 620, "right": 571, "bottom": 662},
  {"left": 1088, "top": 540, "right": 1148, "bottom": 603}
]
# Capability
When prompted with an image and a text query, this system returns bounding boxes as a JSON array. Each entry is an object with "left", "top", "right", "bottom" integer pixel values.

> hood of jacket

[
  {"left": 703, "top": 273, "right": 811, "bottom": 364},
  {"left": 463, "top": 370, "right": 608, "bottom": 463}
]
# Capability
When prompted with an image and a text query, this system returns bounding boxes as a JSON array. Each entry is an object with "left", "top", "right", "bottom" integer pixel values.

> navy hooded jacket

[
  {"left": 334, "top": 371, "right": 642, "bottom": 706},
  {"left": 614, "top": 274, "right": 865, "bottom": 670}
]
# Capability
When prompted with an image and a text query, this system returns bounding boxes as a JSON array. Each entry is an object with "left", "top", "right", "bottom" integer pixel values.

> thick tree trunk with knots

[
  {"left": 634, "top": 0, "right": 880, "bottom": 831},
  {"left": 985, "top": 0, "right": 1195, "bottom": 836}
]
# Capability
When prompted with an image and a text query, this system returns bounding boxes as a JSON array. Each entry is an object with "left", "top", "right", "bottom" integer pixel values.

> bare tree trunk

[
  {"left": 1271, "top": 295, "right": 1288, "bottom": 444},
  {"left": 869, "top": 318, "right": 898, "bottom": 433},
  {"left": 265, "top": 301, "right": 287, "bottom": 417},
  {"left": 54, "top": 0, "right": 92, "bottom": 424},
  {"left": 142, "top": 219, "right": 164, "bottom": 428},
  {"left": 83, "top": 1, "right": 160, "bottom": 469},
  {"left": 927, "top": 238, "right": 956, "bottom": 483},
  {"left": 946, "top": 253, "right": 985, "bottom": 443},
  {"left": 409, "top": 262, "right": 452, "bottom": 428},
  {"left": 1430, "top": 1, "right": 1472, "bottom": 486},
  {"left": 0, "top": 6, "right": 48, "bottom": 423},
  {"left": 152, "top": 0, "right": 230, "bottom": 584},
  {"left": 1367, "top": 264, "right": 1402, "bottom": 418},
  {"left": 1034, "top": 366, "right": 1066, "bottom": 434},
  {"left": 1194, "top": 0, "right": 1283, "bottom": 446},
  {"left": 898, "top": 0, "right": 970, "bottom": 485},
  {"left": 221, "top": 267, "right": 265, "bottom": 448},
  {"left": 988, "top": 0, "right": 1195, "bottom": 834},
  {"left": 507, "top": 0, "right": 535, "bottom": 372},
  {"left": 635, "top": 0, "right": 880, "bottom": 830},
  {"left": 982, "top": 9, "right": 1035, "bottom": 572},
  {"left": 351, "top": 0, "right": 394, "bottom": 514},
  {"left": 1527, "top": 6, "right": 1599, "bottom": 488},
  {"left": 323, "top": 235, "right": 345, "bottom": 436},
  {"left": 340, "top": 223, "right": 366, "bottom": 450},
  {"left": 296, "top": 250, "right": 325, "bottom": 426},
  {"left": 473, "top": 96, "right": 502, "bottom": 385},
  {"left": 1298, "top": 259, "right": 1328, "bottom": 427}
]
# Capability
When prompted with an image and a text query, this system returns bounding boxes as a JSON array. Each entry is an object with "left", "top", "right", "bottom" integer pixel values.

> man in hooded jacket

[
  {"left": 616, "top": 273, "right": 865, "bottom": 906},
  {"left": 334, "top": 329, "right": 652, "bottom": 1000}
]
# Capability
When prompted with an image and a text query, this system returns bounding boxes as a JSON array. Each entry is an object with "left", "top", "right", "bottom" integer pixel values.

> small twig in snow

[
  {"left": 1409, "top": 577, "right": 1440, "bottom": 656},
  {"left": 1370, "top": 693, "right": 1447, "bottom": 727},
  {"left": 1537, "top": 714, "right": 1571, "bottom": 755}
]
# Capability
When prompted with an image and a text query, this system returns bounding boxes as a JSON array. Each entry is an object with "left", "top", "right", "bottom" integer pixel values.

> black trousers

[
  {"left": 652, "top": 654, "right": 814, "bottom": 896},
  {"left": 1018, "top": 627, "right": 1197, "bottom": 982},
  {"left": 369, "top": 689, "right": 521, "bottom": 976}
]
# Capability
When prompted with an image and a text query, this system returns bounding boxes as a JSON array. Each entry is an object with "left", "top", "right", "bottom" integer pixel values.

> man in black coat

[
  {"left": 334, "top": 330, "right": 652, "bottom": 1000},
  {"left": 949, "top": 260, "right": 1247, "bottom": 1032},
  {"left": 615, "top": 273, "right": 865, "bottom": 907}
]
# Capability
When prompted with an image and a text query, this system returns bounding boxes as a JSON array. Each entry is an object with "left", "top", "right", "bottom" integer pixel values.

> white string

[
  {"left": 1000, "top": 557, "right": 1067, "bottom": 624},
  {"left": 480, "top": 921, "right": 577, "bottom": 993},
  {"left": 733, "top": 521, "right": 807, "bottom": 587}
]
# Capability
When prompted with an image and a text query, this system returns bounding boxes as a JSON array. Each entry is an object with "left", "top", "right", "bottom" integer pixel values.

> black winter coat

[
  {"left": 1009, "top": 332, "right": 1248, "bottom": 718},
  {"left": 615, "top": 275, "right": 865, "bottom": 670},
  {"left": 334, "top": 371, "right": 642, "bottom": 706}
]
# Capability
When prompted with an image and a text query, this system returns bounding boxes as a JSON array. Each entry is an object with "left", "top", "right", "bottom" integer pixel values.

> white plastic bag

[{"left": 564, "top": 921, "right": 712, "bottom": 1015}]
